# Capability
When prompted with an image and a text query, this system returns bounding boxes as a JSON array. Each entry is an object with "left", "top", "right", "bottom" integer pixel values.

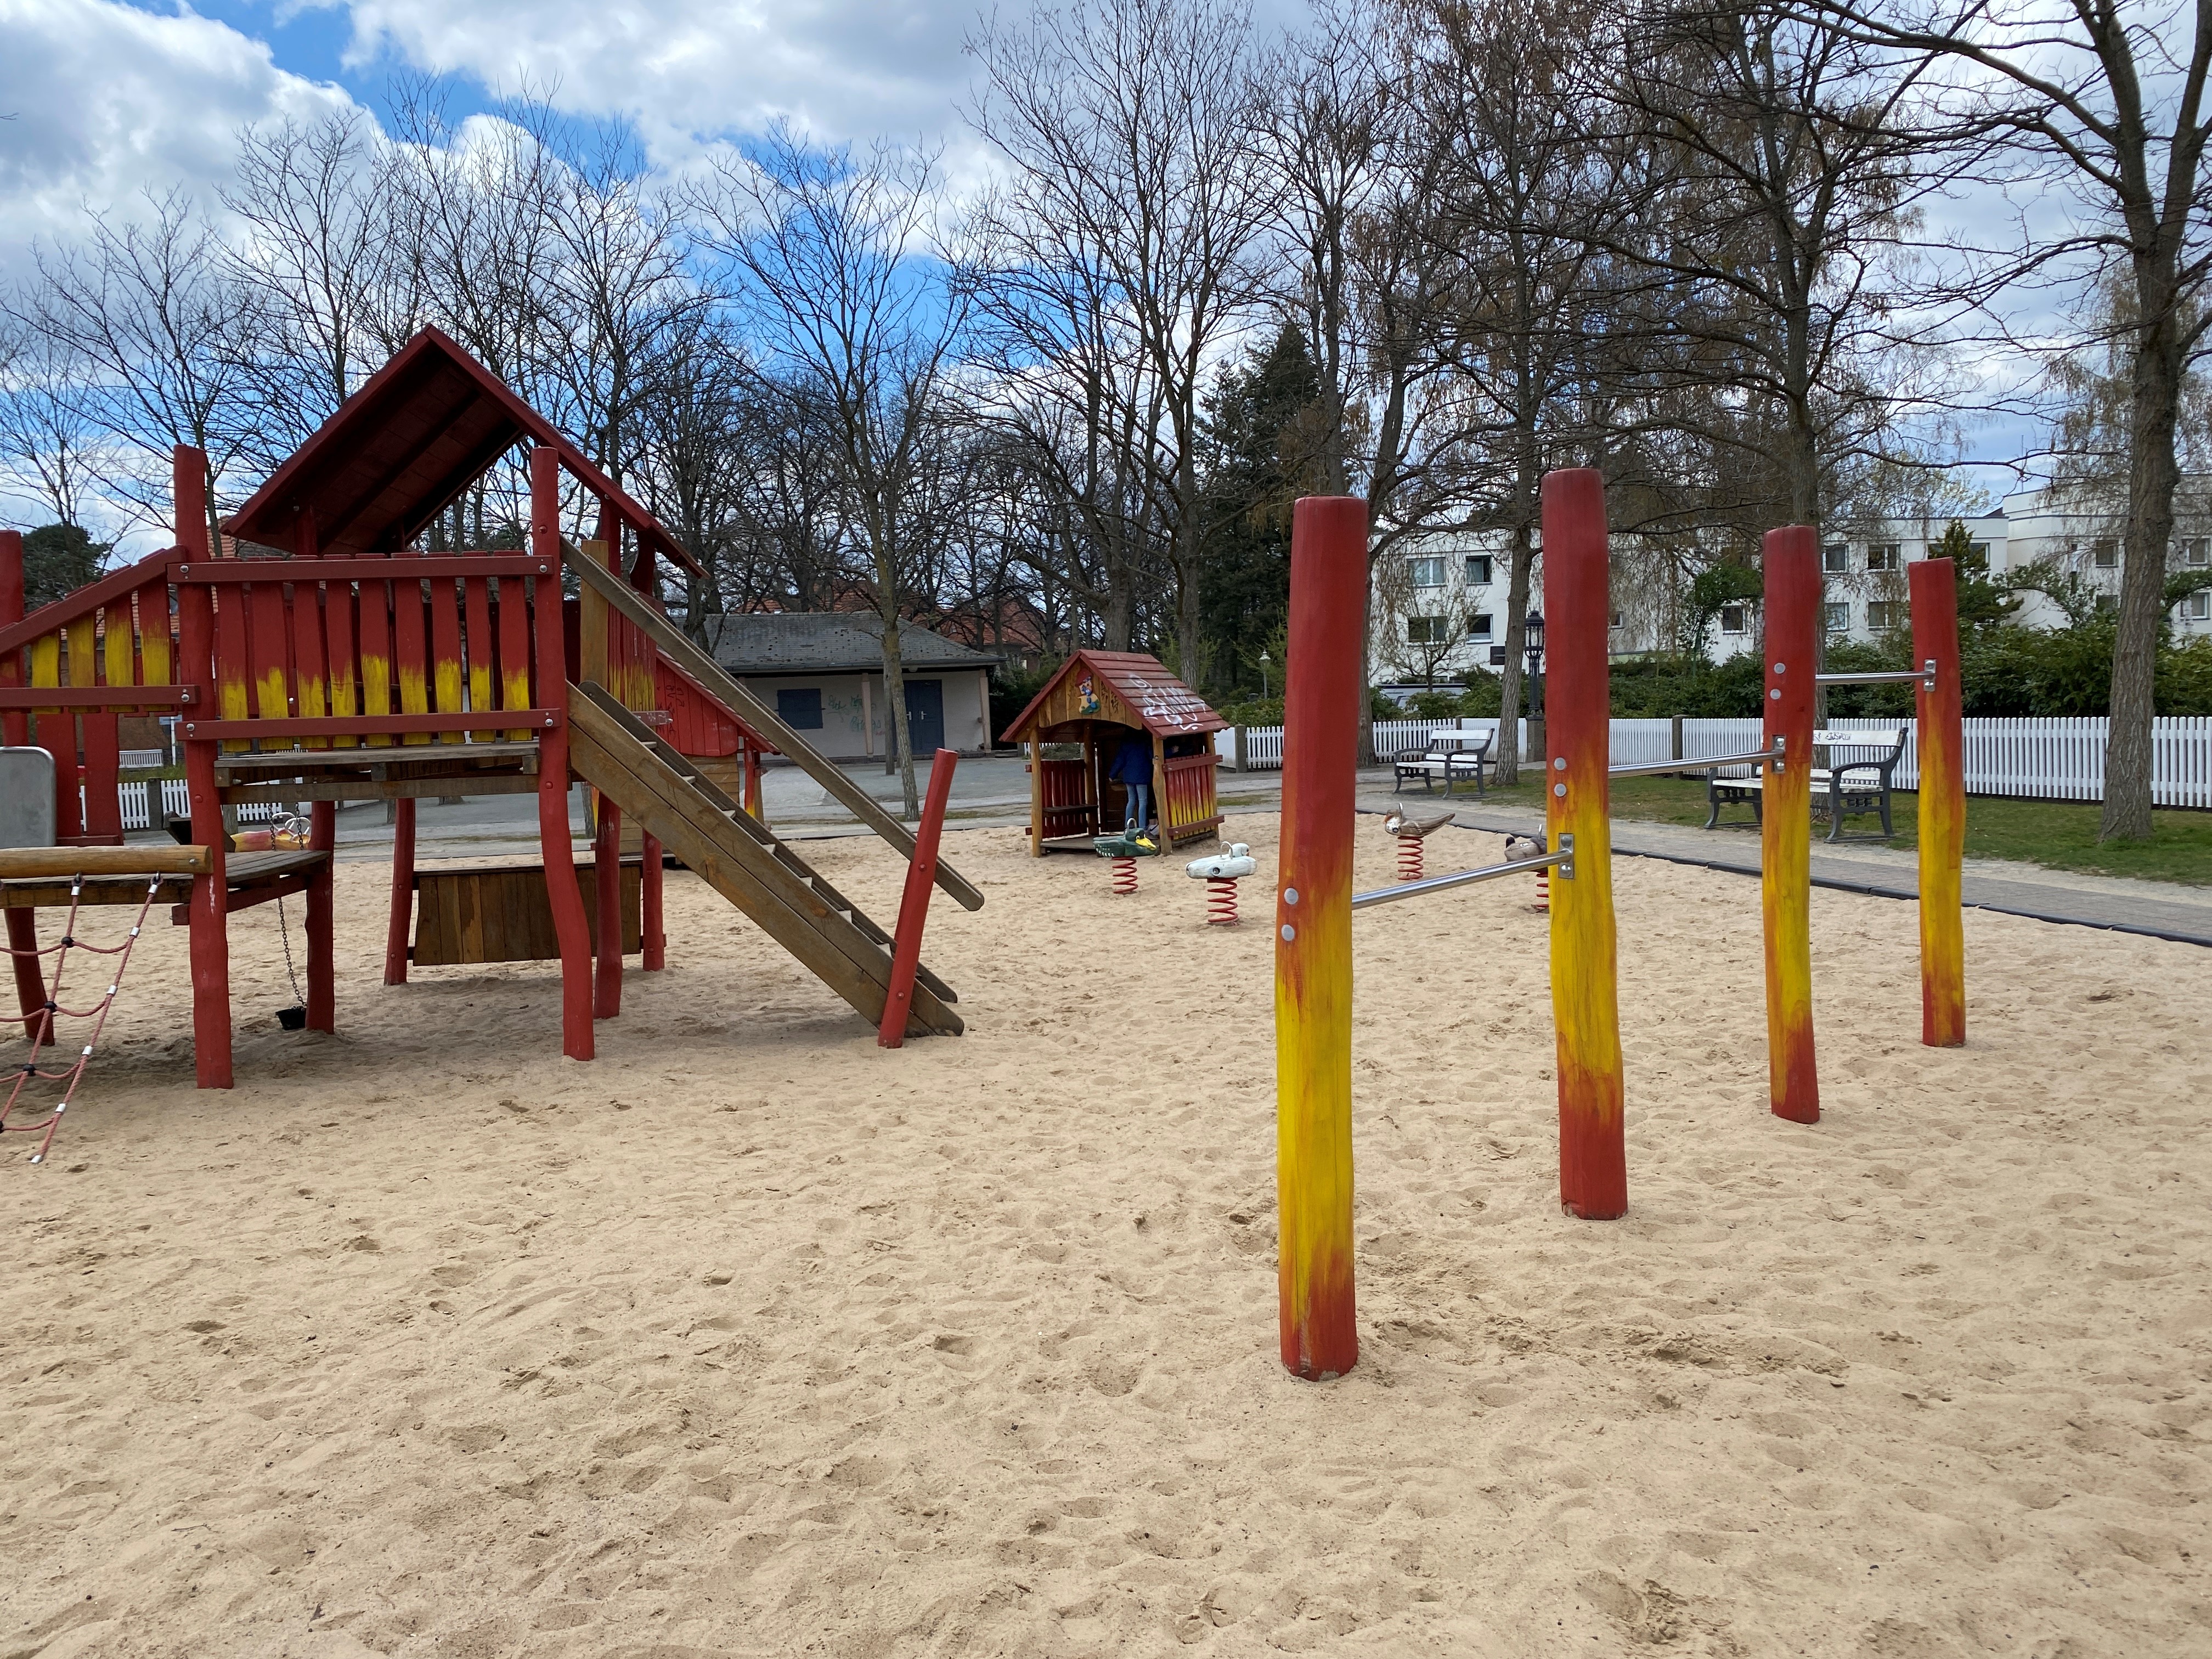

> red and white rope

[{"left": 3, "top": 874, "right": 160, "bottom": 1165}]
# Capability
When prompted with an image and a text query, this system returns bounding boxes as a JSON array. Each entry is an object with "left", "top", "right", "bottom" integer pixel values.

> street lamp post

[
  {"left": 1259, "top": 650, "right": 1271, "bottom": 699},
  {"left": 1524, "top": 610, "right": 1546, "bottom": 763}
]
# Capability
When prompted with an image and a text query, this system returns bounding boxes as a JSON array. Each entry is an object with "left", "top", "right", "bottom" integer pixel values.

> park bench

[
  {"left": 1393, "top": 730, "right": 1493, "bottom": 799},
  {"left": 1704, "top": 727, "right": 1910, "bottom": 841}
]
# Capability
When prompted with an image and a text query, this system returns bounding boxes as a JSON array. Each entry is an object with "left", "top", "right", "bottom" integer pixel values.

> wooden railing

[
  {"left": 1040, "top": 757, "right": 1091, "bottom": 838},
  {"left": 1162, "top": 752, "right": 1220, "bottom": 843},
  {"left": 0, "top": 547, "right": 189, "bottom": 844}
]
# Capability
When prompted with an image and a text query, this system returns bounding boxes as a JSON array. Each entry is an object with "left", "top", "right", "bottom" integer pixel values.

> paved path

[
  {"left": 1361, "top": 777, "right": 2212, "bottom": 948},
  {"left": 124, "top": 757, "right": 2211, "bottom": 946}
]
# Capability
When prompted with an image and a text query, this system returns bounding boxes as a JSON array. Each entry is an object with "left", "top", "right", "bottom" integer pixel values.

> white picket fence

[
  {"left": 109, "top": 779, "right": 290, "bottom": 830},
  {"left": 1222, "top": 714, "right": 2212, "bottom": 806}
]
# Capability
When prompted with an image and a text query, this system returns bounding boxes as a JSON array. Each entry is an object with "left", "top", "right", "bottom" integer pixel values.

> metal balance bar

[
  {"left": 1352, "top": 841, "right": 1573, "bottom": 910},
  {"left": 1607, "top": 739, "right": 1786, "bottom": 780},
  {"left": 1814, "top": 659, "right": 1937, "bottom": 689}
]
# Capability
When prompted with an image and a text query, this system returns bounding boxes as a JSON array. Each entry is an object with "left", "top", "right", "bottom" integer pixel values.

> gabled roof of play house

[
  {"left": 1000, "top": 649, "right": 1227, "bottom": 743},
  {"left": 222, "top": 326, "right": 700, "bottom": 573}
]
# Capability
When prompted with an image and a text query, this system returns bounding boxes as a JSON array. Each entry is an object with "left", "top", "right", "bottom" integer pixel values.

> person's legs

[{"left": 1130, "top": 781, "right": 1151, "bottom": 837}]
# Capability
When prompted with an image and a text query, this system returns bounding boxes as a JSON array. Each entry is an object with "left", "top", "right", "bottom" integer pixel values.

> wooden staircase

[{"left": 566, "top": 681, "right": 962, "bottom": 1038}]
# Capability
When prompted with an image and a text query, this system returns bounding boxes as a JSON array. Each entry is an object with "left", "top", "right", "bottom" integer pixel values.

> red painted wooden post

[
  {"left": 429, "top": 568, "right": 465, "bottom": 743},
  {"left": 1543, "top": 469, "right": 1627, "bottom": 1219},
  {"left": 497, "top": 574, "right": 533, "bottom": 740},
  {"left": 1911, "top": 557, "right": 1966, "bottom": 1047},
  {"left": 384, "top": 798, "right": 415, "bottom": 986},
  {"left": 357, "top": 570, "right": 394, "bottom": 748},
  {"left": 1762, "top": 527, "right": 1821, "bottom": 1124},
  {"left": 0, "top": 529, "right": 44, "bottom": 1024},
  {"left": 176, "top": 445, "right": 233, "bottom": 1088},
  {"left": 878, "top": 749, "right": 958, "bottom": 1048},
  {"left": 307, "top": 799, "right": 336, "bottom": 1031},
  {"left": 393, "top": 552, "right": 430, "bottom": 746},
  {"left": 462, "top": 574, "right": 494, "bottom": 727},
  {"left": 532, "top": 448, "right": 595, "bottom": 1061},
  {"left": 1276, "top": 495, "right": 1365, "bottom": 1380}
]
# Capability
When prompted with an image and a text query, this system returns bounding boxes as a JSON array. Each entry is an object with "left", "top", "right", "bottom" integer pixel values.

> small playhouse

[{"left": 1001, "top": 650, "right": 1227, "bottom": 854}]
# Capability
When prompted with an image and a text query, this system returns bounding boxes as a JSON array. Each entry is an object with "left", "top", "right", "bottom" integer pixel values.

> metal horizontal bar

[
  {"left": 1813, "top": 669, "right": 1934, "bottom": 687},
  {"left": 1352, "top": 849, "right": 1568, "bottom": 910},
  {"left": 1608, "top": 744, "right": 1780, "bottom": 778}
]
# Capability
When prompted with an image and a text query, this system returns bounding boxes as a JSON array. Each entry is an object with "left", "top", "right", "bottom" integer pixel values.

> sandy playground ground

[{"left": 3, "top": 813, "right": 2209, "bottom": 1657}]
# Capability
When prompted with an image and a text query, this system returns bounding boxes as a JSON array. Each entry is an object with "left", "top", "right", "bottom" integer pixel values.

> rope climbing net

[{"left": 3, "top": 876, "right": 160, "bottom": 1165}]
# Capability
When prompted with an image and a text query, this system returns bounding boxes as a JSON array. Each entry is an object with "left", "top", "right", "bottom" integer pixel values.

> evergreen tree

[
  {"left": 1195, "top": 323, "right": 1326, "bottom": 697},
  {"left": 19, "top": 523, "right": 109, "bottom": 611}
]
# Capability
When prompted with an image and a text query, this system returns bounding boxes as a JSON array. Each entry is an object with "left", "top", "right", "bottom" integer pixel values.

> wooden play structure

[
  {"left": 1270, "top": 475, "right": 1967, "bottom": 1381},
  {"left": 1000, "top": 650, "right": 1227, "bottom": 854},
  {"left": 0, "top": 328, "right": 980, "bottom": 1093}
]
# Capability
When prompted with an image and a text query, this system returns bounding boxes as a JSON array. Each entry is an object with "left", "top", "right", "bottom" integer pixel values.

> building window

[
  {"left": 1465, "top": 554, "right": 1493, "bottom": 585},
  {"left": 1823, "top": 602, "right": 1850, "bottom": 633},
  {"left": 1867, "top": 543, "right": 1901, "bottom": 572},
  {"left": 1969, "top": 541, "right": 1990, "bottom": 558},
  {"left": 2185, "top": 590, "right": 2211, "bottom": 620},
  {"left": 2184, "top": 537, "right": 2209, "bottom": 567},
  {"left": 1610, "top": 611, "right": 1624, "bottom": 629},
  {"left": 1719, "top": 605, "right": 1747, "bottom": 635},
  {"left": 1468, "top": 612, "right": 1493, "bottom": 640},
  {"left": 1866, "top": 600, "right": 1903, "bottom": 629},
  {"left": 776, "top": 687, "right": 823, "bottom": 729},
  {"left": 1407, "top": 616, "right": 1449, "bottom": 644},
  {"left": 1409, "top": 556, "right": 1447, "bottom": 588},
  {"left": 2092, "top": 538, "right": 2119, "bottom": 568},
  {"left": 1822, "top": 542, "right": 1848, "bottom": 573}
]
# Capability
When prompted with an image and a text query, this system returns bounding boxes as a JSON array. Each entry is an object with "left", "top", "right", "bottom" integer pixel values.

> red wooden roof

[
  {"left": 1000, "top": 649, "right": 1227, "bottom": 742},
  {"left": 222, "top": 327, "right": 700, "bottom": 573}
]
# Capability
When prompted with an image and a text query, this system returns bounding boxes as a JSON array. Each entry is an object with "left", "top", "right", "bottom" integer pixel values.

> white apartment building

[{"left": 1370, "top": 479, "right": 2212, "bottom": 690}]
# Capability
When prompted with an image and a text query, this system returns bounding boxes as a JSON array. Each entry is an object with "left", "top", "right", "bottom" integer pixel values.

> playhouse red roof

[
  {"left": 222, "top": 327, "right": 699, "bottom": 573},
  {"left": 999, "top": 649, "right": 1226, "bottom": 743}
]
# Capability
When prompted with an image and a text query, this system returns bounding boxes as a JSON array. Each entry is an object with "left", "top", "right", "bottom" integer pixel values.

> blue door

[{"left": 903, "top": 679, "right": 945, "bottom": 755}]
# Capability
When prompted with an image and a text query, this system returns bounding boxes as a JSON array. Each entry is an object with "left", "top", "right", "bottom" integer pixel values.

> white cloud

[
  {"left": 338, "top": 0, "right": 976, "bottom": 161},
  {"left": 0, "top": 0, "right": 362, "bottom": 281}
]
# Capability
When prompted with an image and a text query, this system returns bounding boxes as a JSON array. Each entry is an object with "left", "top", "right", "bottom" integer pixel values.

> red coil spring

[
  {"left": 1111, "top": 856, "right": 1138, "bottom": 896},
  {"left": 1205, "top": 876, "right": 1239, "bottom": 926},
  {"left": 1534, "top": 867, "right": 1550, "bottom": 912},
  {"left": 1396, "top": 836, "right": 1424, "bottom": 882}
]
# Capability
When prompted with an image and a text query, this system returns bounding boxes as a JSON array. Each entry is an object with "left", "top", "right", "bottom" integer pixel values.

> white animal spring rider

[{"left": 1185, "top": 842, "right": 1257, "bottom": 926}]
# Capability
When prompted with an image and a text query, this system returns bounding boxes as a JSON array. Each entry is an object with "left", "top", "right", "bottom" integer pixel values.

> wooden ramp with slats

[{"left": 566, "top": 682, "right": 962, "bottom": 1039}]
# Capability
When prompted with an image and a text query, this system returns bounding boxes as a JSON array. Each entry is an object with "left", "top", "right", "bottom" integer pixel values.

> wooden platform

[
  {"left": 0, "top": 850, "right": 329, "bottom": 911},
  {"left": 216, "top": 741, "right": 541, "bottom": 804}
]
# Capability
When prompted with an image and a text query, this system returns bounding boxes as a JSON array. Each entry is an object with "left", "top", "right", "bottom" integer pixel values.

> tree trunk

[
  {"left": 1494, "top": 523, "right": 1537, "bottom": 786},
  {"left": 2101, "top": 289, "right": 2183, "bottom": 843},
  {"left": 878, "top": 607, "right": 919, "bottom": 818}
]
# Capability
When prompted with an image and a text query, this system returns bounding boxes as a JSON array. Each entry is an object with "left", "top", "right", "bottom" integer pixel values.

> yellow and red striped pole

[
  {"left": 1276, "top": 495, "right": 1364, "bottom": 1379},
  {"left": 1762, "top": 527, "right": 1821, "bottom": 1124},
  {"left": 1911, "top": 557, "right": 1966, "bottom": 1046},
  {"left": 1543, "top": 470, "right": 1627, "bottom": 1219}
]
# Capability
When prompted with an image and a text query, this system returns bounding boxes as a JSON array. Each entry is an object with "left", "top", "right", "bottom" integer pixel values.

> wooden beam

[{"left": 0, "top": 845, "right": 212, "bottom": 878}]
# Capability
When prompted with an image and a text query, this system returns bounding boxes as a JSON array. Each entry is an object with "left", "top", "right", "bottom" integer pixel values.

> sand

[{"left": 3, "top": 814, "right": 2208, "bottom": 1657}]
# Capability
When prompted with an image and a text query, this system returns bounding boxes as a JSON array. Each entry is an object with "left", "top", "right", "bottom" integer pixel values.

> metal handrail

[
  {"left": 1607, "top": 741, "right": 1782, "bottom": 779},
  {"left": 1352, "top": 845, "right": 1571, "bottom": 910},
  {"left": 1814, "top": 659, "right": 1937, "bottom": 689}
]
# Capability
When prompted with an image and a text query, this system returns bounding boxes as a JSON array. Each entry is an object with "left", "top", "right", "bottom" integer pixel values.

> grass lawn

[{"left": 1437, "top": 774, "right": 2212, "bottom": 888}]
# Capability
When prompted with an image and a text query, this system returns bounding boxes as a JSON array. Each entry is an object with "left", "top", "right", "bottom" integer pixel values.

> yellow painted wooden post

[
  {"left": 1542, "top": 469, "right": 1627, "bottom": 1218},
  {"left": 1762, "top": 527, "right": 1820, "bottom": 1124},
  {"left": 1276, "top": 495, "right": 1365, "bottom": 1379},
  {"left": 1912, "top": 557, "right": 1966, "bottom": 1046}
]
